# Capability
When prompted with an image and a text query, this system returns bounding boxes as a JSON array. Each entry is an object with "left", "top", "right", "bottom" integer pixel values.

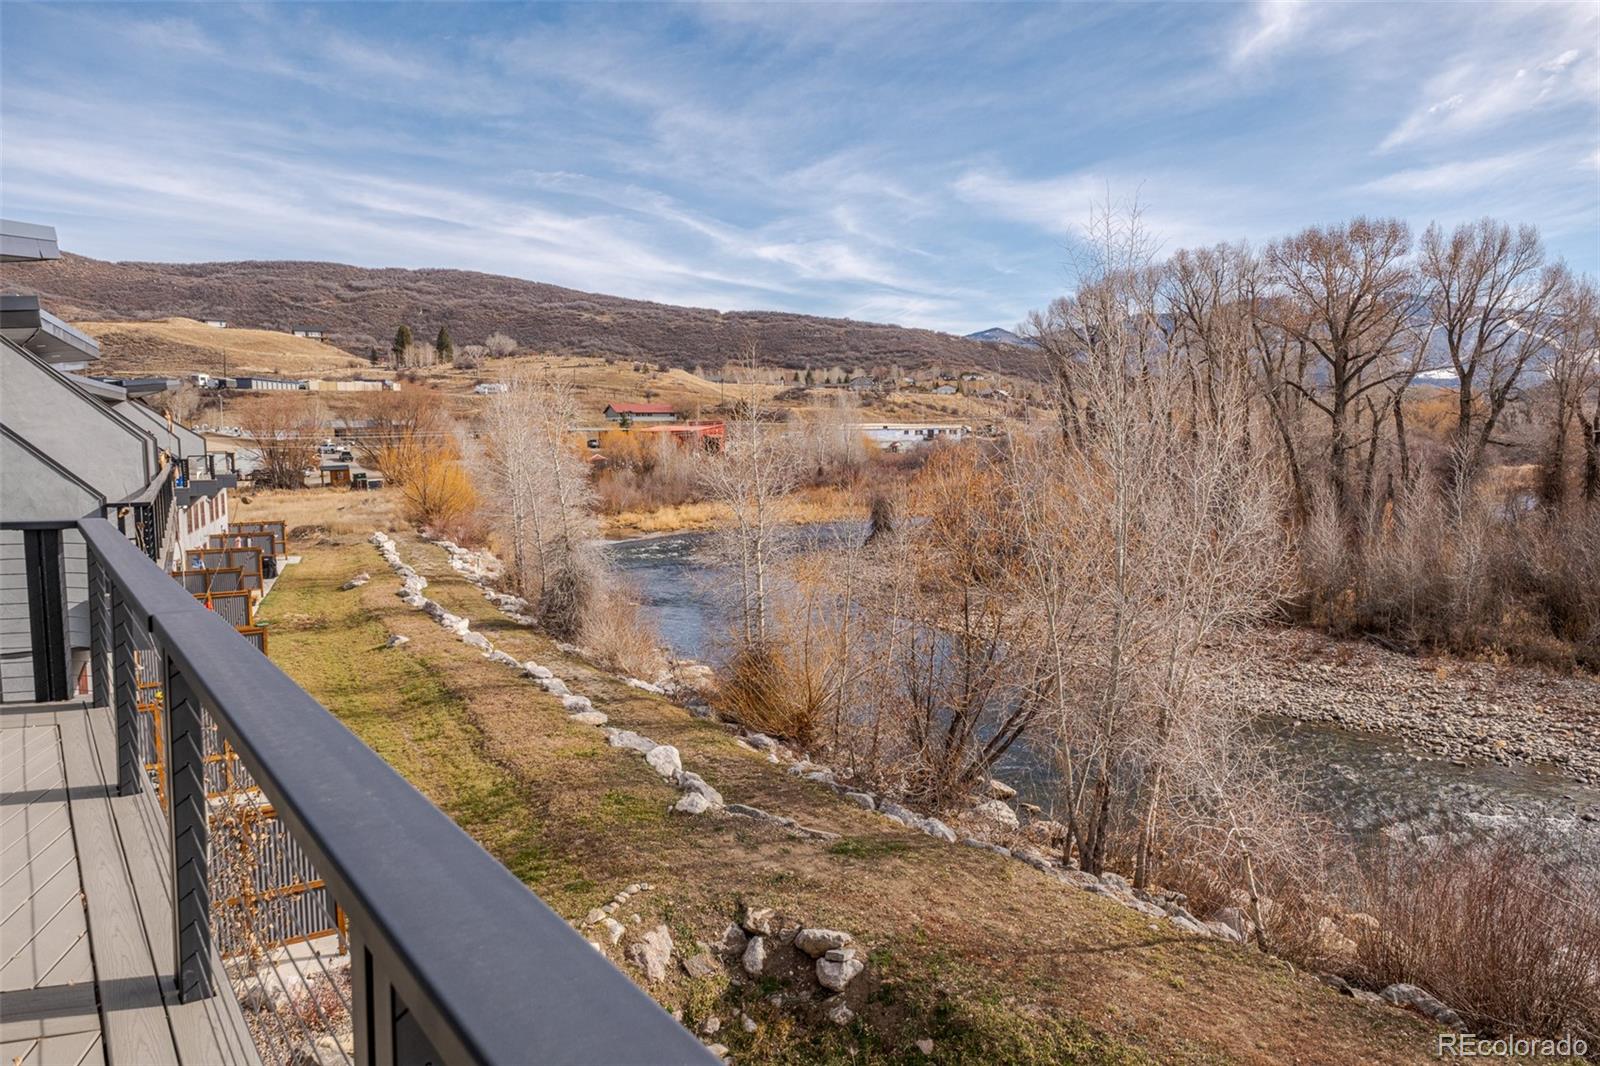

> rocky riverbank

[{"left": 1225, "top": 628, "right": 1600, "bottom": 786}]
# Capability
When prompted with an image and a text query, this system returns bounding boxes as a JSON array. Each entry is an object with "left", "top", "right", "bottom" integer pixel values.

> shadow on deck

[{"left": 1, "top": 700, "right": 258, "bottom": 1066}]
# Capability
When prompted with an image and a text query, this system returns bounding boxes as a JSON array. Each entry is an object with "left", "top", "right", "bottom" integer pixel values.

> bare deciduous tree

[
  {"left": 699, "top": 344, "right": 801, "bottom": 649},
  {"left": 239, "top": 395, "right": 324, "bottom": 490},
  {"left": 1419, "top": 219, "right": 1568, "bottom": 492},
  {"left": 1264, "top": 218, "right": 1421, "bottom": 526}
]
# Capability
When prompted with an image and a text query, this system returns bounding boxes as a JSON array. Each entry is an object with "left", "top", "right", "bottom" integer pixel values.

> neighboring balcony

[{"left": 1, "top": 517, "right": 712, "bottom": 1066}]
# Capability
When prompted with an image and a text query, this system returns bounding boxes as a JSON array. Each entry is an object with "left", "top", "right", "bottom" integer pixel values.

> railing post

[
  {"left": 165, "top": 657, "right": 214, "bottom": 1001},
  {"left": 88, "top": 551, "right": 110, "bottom": 710},
  {"left": 110, "top": 584, "right": 142, "bottom": 795}
]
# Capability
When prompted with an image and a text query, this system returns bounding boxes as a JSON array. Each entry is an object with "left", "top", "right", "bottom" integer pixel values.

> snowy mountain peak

[{"left": 964, "top": 327, "right": 1036, "bottom": 347}]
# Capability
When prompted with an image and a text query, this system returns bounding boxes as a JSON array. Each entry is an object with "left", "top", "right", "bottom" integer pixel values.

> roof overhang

[
  {"left": 0, "top": 219, "right": 61, "bottom": 262},
  {"left": 99, "top": 376, "right": 179, "bottom": 397},
  {"left": 65, "top": 374, "right": 127, "bottom": 401},
  {"left": 0, "top": 295, "right": 101, "bottom": 364}
]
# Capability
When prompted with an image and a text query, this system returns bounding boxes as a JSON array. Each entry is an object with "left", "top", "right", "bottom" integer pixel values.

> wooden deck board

[
  {"left": 1, "top": 703, "right": 260, "bottom": 1066},
  {"left": 0, "top": 721, "right": 103, "bottom": 1064},
  {"left": 59, "top": 712, "right": 180, "bottom": 1066},
  {"left": 80, "top": 707, "right": 261, "bottom": 1066}
]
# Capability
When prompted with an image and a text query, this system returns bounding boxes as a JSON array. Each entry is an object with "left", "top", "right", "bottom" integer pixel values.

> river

[{"left": 605, "top": 528, "right": 1600, "bottom": 858}]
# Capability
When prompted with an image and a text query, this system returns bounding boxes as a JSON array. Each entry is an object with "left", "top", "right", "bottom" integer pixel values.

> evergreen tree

[
  {"left": 436, "top": 324, "right": 454, "bottom": 364},
  {"left": 804, "top": 368, "right": 815, "bottom": 386},
  {"left": 392, "top": 324, "right": 413, "bottom": 363}
]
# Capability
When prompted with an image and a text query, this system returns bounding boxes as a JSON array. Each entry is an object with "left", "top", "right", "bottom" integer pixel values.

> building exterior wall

[
  {"left": 0, "top": 528, "right": 81, "bottom": 703},
  {"left": 0, "top": 530, "right": 31, "bottom": 703},
  {"left": 178, "top": 487, "right": 231, "bottom": 553},
  {"left": 857, "top": 424, "right": 968, "bottom": 449},
  {"left": 2, "top": 342, "right": 157, "bottom": 514}
]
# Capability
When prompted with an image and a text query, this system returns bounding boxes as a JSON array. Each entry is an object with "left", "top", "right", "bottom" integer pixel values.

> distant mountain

[
  {"left": 13, "top": 254, "right": 1043, "bottom": 377},
  {"left": 964, "top": 326, "right": 1038, "bottom": 348}
]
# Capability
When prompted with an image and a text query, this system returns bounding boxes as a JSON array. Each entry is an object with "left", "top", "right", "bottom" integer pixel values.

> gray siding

[
  {"left": 64, "top": 529, "right": 89, "bottom": 650},
  {"left": 0, "top": 530, "right": 32, "bottom": 703},
  {"left": 1, "top": 342, "right": 156, "bottom": 519},
  {"left": 0, "top": 529, "right": 85, "bottom": 702}
]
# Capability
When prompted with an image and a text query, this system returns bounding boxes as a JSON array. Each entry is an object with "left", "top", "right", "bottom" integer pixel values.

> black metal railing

[
  {"left": 181, "top": 452, "right": 240, "bottom": 482},
  {"left": 80, "top": 517, "right": 711, "bottom": 1066},
  {"left": 112, "top": 465, "right": 177, "bottom": 563}
]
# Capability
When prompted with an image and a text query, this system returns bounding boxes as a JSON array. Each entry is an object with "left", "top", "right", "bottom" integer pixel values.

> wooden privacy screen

[
  {"left": 197, "top": 589, "right": 254, "bottom": 628},
  {"left": 237, "top": 626, "right": 269, "bottom": 655},
  {"left": 185, "top": 546, "right": 263, "bottom": 589},
  {"left": 210, "top": 532, "right": 276, "bottom": 559},
  {"left": 172, "top": 567, "right": 244, "bottom": 594},
  {"left": 227, "top": 521, "right": 287, "bottom": 555}
]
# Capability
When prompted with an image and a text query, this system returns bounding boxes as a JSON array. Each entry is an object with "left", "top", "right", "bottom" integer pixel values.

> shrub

[
  {"left": 1351, "top": 834, "right": 1600, "bottom": 1043},
  {"left": 400, "top": 440, "right": 479, "bottom": 538},
  {"left": 713, "top": 643, "right": 821, "bottom": 746},
  {"left": 580, "top": 584, "right": 668, "bottom": 681}
]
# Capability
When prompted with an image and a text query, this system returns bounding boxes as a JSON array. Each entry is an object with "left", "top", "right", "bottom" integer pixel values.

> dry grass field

[
  {"left": 235, "top": 486, "right": 403, "bottom": 536},
  {"left": 74, "top": 317, "right": 370, "bottom": 376}
]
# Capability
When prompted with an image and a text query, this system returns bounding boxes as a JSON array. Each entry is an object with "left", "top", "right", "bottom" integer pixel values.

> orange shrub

[{"left": 400, "top": 439, "right": 479, "bottom": 537}]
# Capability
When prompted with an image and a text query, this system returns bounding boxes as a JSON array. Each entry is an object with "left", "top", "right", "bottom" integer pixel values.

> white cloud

[
  {"left": 1378, "top": 12, "right": 1598, "bottom": 151},
  {"left": 951, "top": 168, "right": 1272, "bottom": 254},
  {"left": 1358, "top": 151, "right": 1537, "bottom": 197},
  {"left": 1228, "top": 0, "right": 1309, "bottom": 67}
]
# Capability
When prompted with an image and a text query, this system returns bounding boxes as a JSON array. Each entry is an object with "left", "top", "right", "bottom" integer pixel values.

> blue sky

[{"left": 2, "top": 2, "right": 1596, "bottom": 334}]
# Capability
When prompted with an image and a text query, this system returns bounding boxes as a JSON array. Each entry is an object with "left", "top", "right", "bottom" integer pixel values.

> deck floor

[{"left": 1, "top": 701, "right": 259, "bottom": 1066}]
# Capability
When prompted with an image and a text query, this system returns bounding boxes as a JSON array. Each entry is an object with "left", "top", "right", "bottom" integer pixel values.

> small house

[
  {"left": 604, "top": 402, "right": 676, "bottom": 423},
  {"left": 202, "top": 318, "right": 227, "bottom": 328},
  {"left": 932, "top": 384, "right": 957, "bottom": 395},
  {"left": 291, "top": 328, "right": 326, "bottom": 340}
]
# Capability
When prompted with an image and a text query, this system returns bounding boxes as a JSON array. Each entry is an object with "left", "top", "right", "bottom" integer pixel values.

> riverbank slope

[{"left": 254, "top": 527, "right": 1465, "bottom": 1064}]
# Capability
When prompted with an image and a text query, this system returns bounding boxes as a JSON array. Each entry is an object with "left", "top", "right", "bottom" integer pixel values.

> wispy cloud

[
  {"left": 1377, "top": 8, "right": 1598, "bottom": 151},
  {"left": 1228, "top": 0, "right": 1310, "bottom": 67},
  {"left": 1359, "top": 151, "right": 1539, "bottom": 197}
]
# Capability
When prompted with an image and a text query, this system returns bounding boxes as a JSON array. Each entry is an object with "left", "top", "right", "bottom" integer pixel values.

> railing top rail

[
  {"left": 78, "top": 517, "right": 711, "bottom": 1066},
  {"left": 117, "top": 463, "right": 175, "bottom": 507}
]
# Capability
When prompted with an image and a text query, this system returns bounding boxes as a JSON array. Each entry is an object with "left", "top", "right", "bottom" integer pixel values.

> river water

[{"left": 605, "top": 528, "right": 1600, "bottom": 857}]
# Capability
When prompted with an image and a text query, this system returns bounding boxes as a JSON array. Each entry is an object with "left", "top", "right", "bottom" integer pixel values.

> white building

[{"left": 854, "top": 422, "right": 969, "bottom": 450}]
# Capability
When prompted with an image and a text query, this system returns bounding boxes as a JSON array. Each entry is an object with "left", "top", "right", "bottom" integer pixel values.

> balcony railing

[
  {"left": 111, "top": 463, "right": 177, "bottom": 562},
  {"left": 80, "top": 516, "right": 712, "bottom": 1066}
]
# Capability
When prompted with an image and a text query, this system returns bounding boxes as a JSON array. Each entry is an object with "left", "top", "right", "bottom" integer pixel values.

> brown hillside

[
  {"left": 13, "top": 254, "right": 1040, "bottom": 375},
  {"left": 75, "top": 317, "right": 368, "bottom": 377}
]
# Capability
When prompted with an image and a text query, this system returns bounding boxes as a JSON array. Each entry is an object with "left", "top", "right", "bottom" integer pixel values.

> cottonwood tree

[
  {"left": 484, "top": 332, "right": 518, "bottom": 358},
  {"left": 481, "top": 372, "right": 598, "bottom": 637},
  {"left": 1541, "top": 277, "right": 1600, "bottom": 505},
  {"left": 1263, "top": 218, "right": 1421, "bottom": 527},
  {"left": 161, "top": 382, "right": 203, "bottom": 427},
  {"left": 1019, "top": 204, "right": 1288, "bottom": 886},
  {"left": 239, "top": 395, "right": 325, "bottom": 490},
  {"left": 699, "top": 344, "right": 801, "bottom": 650},
  {"left": 481, "top": 370, "right": 551, "bottom": 600},
  {"left": 356, "top": 390, "right": 449, "bottom": 485},
  {"left": 1419, "top": 219, "right": 1568, "bottom": 493}
]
